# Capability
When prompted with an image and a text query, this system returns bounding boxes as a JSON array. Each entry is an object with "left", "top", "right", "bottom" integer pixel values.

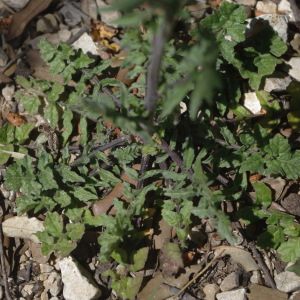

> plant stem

[{"left": 144, "top": 13, "right": 173, "bottom": 123}]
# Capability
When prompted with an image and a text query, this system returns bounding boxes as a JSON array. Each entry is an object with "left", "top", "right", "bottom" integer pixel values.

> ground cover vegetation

[{"left": 1, "top": 0, "right": 300, "bottom": 298}]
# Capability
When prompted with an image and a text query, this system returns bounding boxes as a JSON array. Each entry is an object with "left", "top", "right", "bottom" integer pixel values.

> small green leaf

[
  {"left": 111, "top": 247, "right": 128, "bottom": 265},
  {"left": 278, "top": 238, "right": 300, "bottom": 262},
  {"left": 44, "top": 103, "right": 59, "bottom": 128},
  {"left": 0, "top": 123, "right": 14, "bottom": 144},
  {"left": 123, "top": 165, "right": 139, "bottom": 182},
  {"left": 257, "top": 225, "right": 284, "bottom": 249},
  {"left": 53, "top": 190, "right": 71, "bottom": 207},
  {"left": 162, "top": 241, "right": 184, "bottom": 268},
  {"left": 71, "top": 187, "right": 98, "bottom": 201},
  {"left": 38, "top": 167, "right": 58, "bottom": 190},
  {"left": 79, "top": 115, "right": 88, "bottom": 145},
  {"left": 72, "top": 49, "right": 94, "bottom": 69},
  {"left": 43, "top": 211, "right": 63, "bottom": 238},
  {"left": 129, "top": 247, "right": 149, "bottom": 271},
  {"left": 62, "top": 108, "right": 73, "bottom": 145},
  {"left": 59, "top": 166, "right": 85, "bottom": 183},
  {"left": 16, "top": 196, "right": 38, "bottom": 215},
  {"left": 4, "top": 164, "right": 23, "bottom": 191},
  {"left": 164, "top": 187, "right": 197, "bottom": 199},
  {"left": 14, "top": 123, "right": 35, "bottom": 145},
  {"left": 21, "top": 94, "right": 41, "bottom": 114},
  {"left": 66, "top": 223, "right": 85, "bottom": 240},
  {"left": 0, "top": 144, "right": 13, "bottom": 165},
  {"left": 183, "top": 138, "right": 195, "bottom": 170},
  {"left": 98, "top": 169, "right": 122, "bottom": 183},
  {"left": 252, "top": 181, "right": 272, "bottom": 208},
  {"left": 54, "top": 238, "right": 77, "bottom": 256},
  {"left": 240, "top": 153, "right": 265, "bottom": 174},
  {"left": 121, "top": 277, "right": 143, "bottom": 300},
  {"left": 286, "top": 257, "right": 300, "bottom": 276}
]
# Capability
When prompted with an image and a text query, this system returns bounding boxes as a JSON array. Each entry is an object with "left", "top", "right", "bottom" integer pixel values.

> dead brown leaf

[
  {"left": 137, "top": 265, "right": 202, "bottom": 300},
  {"left": 0, "top": 74, "right": 13, "bottom": 83},
  {"left": 247, "top": 283, "right": 288, "bottom": 300},
  {"left": 7, "top": 0, "right": 53, "bottom": 40},
  {"left": 93, "top": 173, "right": 137, "bottom": 216},
  {"left": 6, "top": 113, "right": 26, "bottom": 126}
]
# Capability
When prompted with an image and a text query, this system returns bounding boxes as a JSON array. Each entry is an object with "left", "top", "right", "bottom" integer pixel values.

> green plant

[{"left": 3, "top": 0, "right": 300, "bottom": 298}]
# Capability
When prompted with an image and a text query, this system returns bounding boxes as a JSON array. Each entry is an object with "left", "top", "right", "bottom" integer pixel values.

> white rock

[
  {"left": 283, "top": 57, "right": 300, "bottom": 82},
  {"left": 59, "top": 5, "right": 81, "bottom": 27},
  {"left": 278, "top": 0, "right": 295, "bottom": 21},
  {"left": 262, "top": 71, "right": 292, "bottom": 92},
  {"left": 291, "top": 33, "right": 300, "bottom": 55},
  {"left": 41, "top": 291, "right": 49, "bottom": 300},
  {"left": 2, "top": 85, "right": 15, "bottom": 101},
  {"left": 58, "top": 30, "right": 72, "bottom": 43},
  {"left": 220, "top": 273, "right": 238, "bottom": 291},
  {"left": 256, "top": 0, "right": 277, "bottom": 13},
  {"left": 0, "top": 286, "right": 3, "bottom": 299},
  {"left": 43, "top": 271, "right": 63, "bottom": 297},
  {"left": 216, "top": 289, "right": 247, "bottom": 300},
  {"left": 36, "top": 14, "right": 58, "bottom": 33},
  {"left": 0, "top": 0, "right": 29, "bottom": 9},
  {"left": 243, "top": 92, "right": 261, "bottom": 114},
  {"left": 250, "top": 270, "right": 262, "bottom": 284},
  {"left": 96, "top": 0, "right": 121, "bottom": 28},
  {"left": 246, "top": 14, "right": 289, "bottom": 42},
  {"left": 203, "top": 283, "right": 220, "bottom": 300},
  {"left": 59, "top": 256, "right": 102, "bottom": 300},
  {"left": 50, "top": 298, "right": 59, "bottom": 300},
  {"left": 23, "top": 284, "right": 33, "bottom": 296},
  {"left": 275, "top": 271, "right": 300, "bottom": 293},
  {"left": 236, "top": 0, "right": 256, "bottom": 6},
  {"left": 72, "top": 32, "right": 98, "bottom": 56},
  {"left": 40, "top": 264, "right": 54, "bottom": 274}
]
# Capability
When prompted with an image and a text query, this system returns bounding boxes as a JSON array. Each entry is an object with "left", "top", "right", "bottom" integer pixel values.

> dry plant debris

[{"left": 0, "top": 0, "right": 300, "bottom": 300}]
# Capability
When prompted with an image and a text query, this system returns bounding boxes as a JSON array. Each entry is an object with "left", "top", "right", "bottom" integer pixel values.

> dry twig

[
  {"left": 0, "top": 217, "right": 12, "bottom": 300},
  {"left": 171, "top": 249, "right": 225, "bottom": 300}
]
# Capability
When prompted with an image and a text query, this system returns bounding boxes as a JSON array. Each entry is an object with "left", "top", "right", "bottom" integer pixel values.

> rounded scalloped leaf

[{"left": 288, "top": 111, "right": 300, "bottom": 132}]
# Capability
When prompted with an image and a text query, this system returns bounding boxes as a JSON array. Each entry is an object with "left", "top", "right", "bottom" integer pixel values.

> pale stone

[
  {"left": 72, "top": 32, "right": 98, "bottom": 56},
  {"left": 220, "top": 273, "right": 238, "bottom": 292},
  {"left": 41, "top": 291, "right": 49, "bottom": 300},
  {"left": 250, "top": 270, "right": 262, "bottom": 284},
  {"left": 0, "top": 286, "right": 3, "bottom": 299},
  {"left": 203, "top": 283, "right": 220, "bottom": 300},
  {"left": 20, "top": 254, "right": 28, "bottom": 263},
  {"left": 96, "top": 0, "right": 121, "bottom": 28},
  {"left": 275, "top": 271, "right": 300, "bottom": 293},
  {"left": 58, "top": 30, "right": 72, "bottom": 43},
  {"left": 40, "top": 264, "right": 54, "bottom": 274},
  {"left": 217, "top": 289, "right": 247, "bottom": 300},
  {"left": 262, "top": 71, "right": 292, "bottom": 93},
  {"left": 243, "top": 92, "right": 261, "bottom": 115},
  {"left": 46, "top": 34, "right": 60, "bottom": 45},
  {"left": 23, "top": 284, "right": 33, "bottom": 295},
  {"left": 236, "top": 0, "right": 256, "bottom": 6},
  {"left": 36, "top": 14, "right": 58, "bottom": 33},
  {"left": 0, "top": 0, "right": 29, "bottom": 9},
  {"left": 59, "top": 5, "right": 81, "bottom": 27},
  {"left": 256, "top": 0, "right": 277, "bottom": 13},
  {"left": 43, "top": 271, "right": 63, "bottom": 297},
  {"left": 291, "top": 33, "right": 300, "bottom": 55},
  {"left": 278, "top": 0, "right": 295, "bottom": 21},
  {"left": 283, "top": 57, "right": 300, "bottom": 82},
  {"left": 2, "top": 85, "right": 15, "bottom": 101},
  {"left": 246, "top": 14, "right": 289, "bottom": 43},
  {"left": 59, "top": 256, "right": 102, "bottom": 300}
]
